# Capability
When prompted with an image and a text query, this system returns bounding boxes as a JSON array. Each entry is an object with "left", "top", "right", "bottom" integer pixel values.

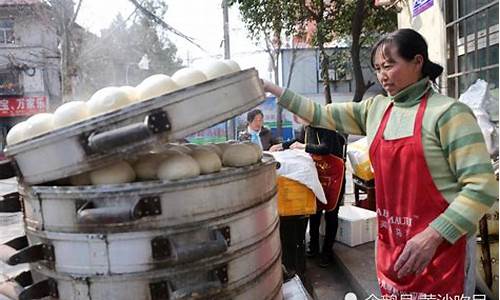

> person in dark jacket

[
  {"left": 271, "top": 116, "right": 346, "bottom": 267},
  {"left": 238, "top": 109, "right": 280, "bottom": 150}
]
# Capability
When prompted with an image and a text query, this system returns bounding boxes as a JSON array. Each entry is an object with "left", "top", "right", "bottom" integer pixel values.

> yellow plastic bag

[{"left": 347, "top": 137, "right": 374, "bottom": 181}]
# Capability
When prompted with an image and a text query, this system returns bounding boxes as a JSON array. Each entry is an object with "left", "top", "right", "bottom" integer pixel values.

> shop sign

[
  {"left": 412, "top": 0, "right": 433, "bottom": 17},
  {"left": 0, "top": 96, "right": 47, "bottom": 117}
]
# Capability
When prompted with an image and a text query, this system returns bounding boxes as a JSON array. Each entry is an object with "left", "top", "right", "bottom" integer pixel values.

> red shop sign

[{"left": 0, "top": 96, "right": 48, "bottom": 117}]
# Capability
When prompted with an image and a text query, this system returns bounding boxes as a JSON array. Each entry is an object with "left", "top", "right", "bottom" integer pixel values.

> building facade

[
  {"left": 397, "top": 0, "right": 498, "bottom": 98},
  {"left": 0, "top": 0, "right": 61, "bottom": 151}
]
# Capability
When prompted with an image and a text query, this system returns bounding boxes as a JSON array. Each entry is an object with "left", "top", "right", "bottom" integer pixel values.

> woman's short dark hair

[
  {"left": 370, "top": 28, "right": 443, "bottom": 82},
  {"left": 247, "top": 109, "right": 264, "bottom": 123}
]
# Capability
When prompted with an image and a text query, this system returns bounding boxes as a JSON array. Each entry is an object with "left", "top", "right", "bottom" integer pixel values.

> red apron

[
  {"left": 369, "top": 95, "right": 466, "bottom": 297},
  {"left": 312, "top": 154, "right": 345, "bottom": 211}
]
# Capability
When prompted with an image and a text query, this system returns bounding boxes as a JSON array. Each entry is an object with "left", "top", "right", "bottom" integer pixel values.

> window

[
  {"left": 0, "top": 70, "right": 22, "bottom": 96},
  {"left": 445, "top": 0, "right": 499, "bottom": 98},
  {"left": 0, "top": 20, "right": 14, "bottom": 45}
]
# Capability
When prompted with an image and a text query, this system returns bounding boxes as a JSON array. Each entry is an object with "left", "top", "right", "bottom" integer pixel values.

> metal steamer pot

[
  {"left": 18, "top": 157, "right": 277, "bottom": 233},
  {"left": 18, "top": 249, "right": 282, "bottom": 300},
  {"left": 0, "top": 69, "right": 264, "bottom": 185},
  {"left": 8, "top": 199, "right": 278, "bottom": 275}
]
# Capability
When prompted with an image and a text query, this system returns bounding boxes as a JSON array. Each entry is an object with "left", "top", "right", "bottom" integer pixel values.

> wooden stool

[{"left": 353, "top": 174, "right": 376, "bottom": 211}]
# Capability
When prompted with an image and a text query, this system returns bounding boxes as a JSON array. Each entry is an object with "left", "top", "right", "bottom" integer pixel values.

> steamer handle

[
  {"left": 172, "top": 230, "right": 228, "bottom": 263},
  {"left": 87, "top": 109, "right": 171, "bottom": 153},
  {"left": 7, "top": 244, "right": 54, "bottom": 266},
  {"left": 77, "top": 197, "right": 161, "bottom": 224},
  {"left": 0, "top": 159, "right": 15, "bottom": 180},
  {"left": 19, "top": 279, "right": 58, "bottom": 300},
  {"left": 0, "top": 192, "right": 21, "bottom": 213},
  {"left": 150, "top": 266, "right": 227, "bottom": 300},
  {"left": 77, "top": 205, "right": 132, "bottom": 224}
]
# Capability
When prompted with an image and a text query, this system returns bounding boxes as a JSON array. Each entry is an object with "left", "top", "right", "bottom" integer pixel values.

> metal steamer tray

[
  {"left": 0, "top": 69, "right": 265, "bottom": 185},
  {"left": 5, "top": 198, "right": 278, "bottom": 275},
  {"left": 19, "top": 156, "right": 277, "bottom": 233},
  {"left": 16, "top": 225, "right": 282, "bottom": 300}
]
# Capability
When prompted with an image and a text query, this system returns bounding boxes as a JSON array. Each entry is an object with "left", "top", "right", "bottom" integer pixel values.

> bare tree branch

[
  {"left": 128, "top": 0, "right": 207, "bottom": 53},
  {"left": 69, "top": 0, "right": 83, "bottom": 26}
]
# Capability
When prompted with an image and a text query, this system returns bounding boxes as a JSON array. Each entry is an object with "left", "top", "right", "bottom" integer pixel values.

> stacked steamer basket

[{"left": 0, "top": 69, "right": 283, "bottom": 300}]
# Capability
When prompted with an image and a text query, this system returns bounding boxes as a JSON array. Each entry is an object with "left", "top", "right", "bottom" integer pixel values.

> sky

[{"left": 75, "top": 0, "right": 273, "bottom": 80}]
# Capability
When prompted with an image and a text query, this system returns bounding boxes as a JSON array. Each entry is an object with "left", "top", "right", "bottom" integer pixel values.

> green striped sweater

[{"left": 278, "top": 77, "right": 498, "bottom": 244}]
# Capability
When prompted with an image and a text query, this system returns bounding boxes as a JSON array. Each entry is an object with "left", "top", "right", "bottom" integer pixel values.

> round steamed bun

[
  {"left": 222, "top": 143, "right": 259, "bottom": 167},
  {"left": 133, "top": 154, "right": 167, "bottom": 180},
  {"left": 171, "top": 68, "right": 207, "bottom": 89},
  {"left": 25, "top": 113, "right": 55, "bottom": 139},
  {"left": 136, "top": 74, "right": 179, "bottom": 101},
  {"left": 89, "top": 161, "right": 136, "bottom": 185},
  {"left": 87, "top": 87, "right": 134, "bottom": 116},
  {"left": 222, "top": 59, "right": 241, "bottom": 72},
  {"left": 190, "top": 148, "right": 222, "bottom": 174},
  {"left": 119, "top": 86, "right": 139, "bottom": 103},
  {"left": 197, "top": 60, "right": 233, "bottom": 80},
  {"left": 69, "top": 172, "right": 91, "bottom": 185},
  {"left": 53, "top": 101, "right": 89, "bottom": 128},
  {"left": 157, "top": 152, "right": 200, "bottom": 180},
  {"left": 6, "top": 121, "right": 28, "bottom": 145}
]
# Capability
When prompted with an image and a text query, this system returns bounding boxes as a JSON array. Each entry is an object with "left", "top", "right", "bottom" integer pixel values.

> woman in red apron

[{"left": 263, "top": 28, "right": 498, "bottom": 298}]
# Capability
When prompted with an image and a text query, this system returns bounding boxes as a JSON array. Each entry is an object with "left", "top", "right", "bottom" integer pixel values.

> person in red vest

[{"left": 270, "top": 115, "right": 346, "bottom": 267}]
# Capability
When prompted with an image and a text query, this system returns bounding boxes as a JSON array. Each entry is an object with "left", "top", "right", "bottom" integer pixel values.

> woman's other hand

[
  {"left": 261, "top": 79, "right": 284, "bottom": 97},
  {"left": 269, "top": 144, "right": 284, "bottom": 152},
  {"left": 289, "top": 142, "right": 305, "bottom": 150},
  {"left": 393, "top": 226, "right": 444, "bottom": 278}
]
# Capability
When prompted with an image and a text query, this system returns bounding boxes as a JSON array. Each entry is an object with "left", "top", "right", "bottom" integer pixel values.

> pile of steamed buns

[
  {"left": 5, "top": 59, "right": 241, "bottom": 146},
  {"left": 70, "top": 141, "right": 263, "bottom": 185},
  {"left": 4, "top": 59, "right": 267, "bottom": 185}
]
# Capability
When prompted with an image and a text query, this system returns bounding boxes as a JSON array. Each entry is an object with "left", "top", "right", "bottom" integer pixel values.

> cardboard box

[{"left": 336, "top": 205, "right": 377, "bottom": 247}]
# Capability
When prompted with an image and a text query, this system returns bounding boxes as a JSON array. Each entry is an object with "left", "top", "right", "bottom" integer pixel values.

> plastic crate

[{"left": 336, "top": 205, "right": 377, "bottom": 247}]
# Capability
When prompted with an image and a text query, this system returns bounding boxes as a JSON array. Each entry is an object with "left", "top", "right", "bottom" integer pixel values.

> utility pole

[{"left": 222, "top": 0, "right": 236, "bottom": 140}]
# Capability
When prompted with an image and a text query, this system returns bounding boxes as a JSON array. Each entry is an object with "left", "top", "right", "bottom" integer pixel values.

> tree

[
  {"left": 330, "top": 0, "right": 397, "bottom": 102},
  {"left": 229, "top": 0, "right": 300, "bottom": 136},
  {"left": 233, "top": 0, "right": 397, "bottom": 103},
  {"left": 74, "top": 3, "right": 183, "bottom": 98}
]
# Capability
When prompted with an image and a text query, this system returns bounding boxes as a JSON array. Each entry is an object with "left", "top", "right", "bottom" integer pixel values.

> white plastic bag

[
  {"left": 459, "top": 79, "right": 498, "bottom": 155},
  {"left": 269, "top": 149, "right": 327, "bottom": 204}
]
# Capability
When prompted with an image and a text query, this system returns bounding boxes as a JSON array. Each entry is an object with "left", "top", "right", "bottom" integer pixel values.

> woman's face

[{"left": 373, "top": 45, "right": 423, "bottom": 96}]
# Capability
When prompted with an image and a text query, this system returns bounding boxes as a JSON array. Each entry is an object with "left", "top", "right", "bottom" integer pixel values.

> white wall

[{"left": 397, "top": 0, "right": 447, "bottom": 92}]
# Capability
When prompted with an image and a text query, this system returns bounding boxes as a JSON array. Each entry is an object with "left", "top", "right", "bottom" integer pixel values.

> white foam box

[{"left": 336, "top": 205, "right": 377, "bottom": 247}]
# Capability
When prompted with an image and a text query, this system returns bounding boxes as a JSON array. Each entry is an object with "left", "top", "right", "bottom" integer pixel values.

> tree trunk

[
  {"left": 273, "top": 52, "right": 283, "bottom": 138},
  {"left": 351, "top": 0, "right": 367, "bottom": 102},
  {"left": 318, "top": 43, "right": 332, "bottom": 104}
]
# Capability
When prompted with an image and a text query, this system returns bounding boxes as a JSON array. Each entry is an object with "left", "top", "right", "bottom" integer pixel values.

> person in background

[
  {"left": 270, "top": 116, "right": 346, "bottom": 268},
  {"left": 263, "top": 28, "right": 498, "bottom": 298},
  {"left": 238, "top": 109, "right": 279, "bottom": 150}
]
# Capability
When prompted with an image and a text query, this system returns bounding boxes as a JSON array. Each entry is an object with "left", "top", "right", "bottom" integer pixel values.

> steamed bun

[
  {"left": 171, "top": 68, "right": 207, "bottom": 89},
  {"left": 87, "top": 87, "right": 134, "bottom": 116},
  {"left": 25, "top": 113, "right": 55, "bottom": 139},
  {"left": 6, "top": 121, "right": 28, "bottom": 145},
  {"left": 89, "top": 161, "right": 136, "bottom": 185},
  {"left": 136, "top": 74, "right": 179, "bottom": 101},
  {"left": 157, "top": 152, "right": 200, "bottom": 180},
  {"left": 53, "top": 101, "right": 89, "bottom": 128},
  {"left": 197, "top": 60, "right": 233, "bottom": 80}
]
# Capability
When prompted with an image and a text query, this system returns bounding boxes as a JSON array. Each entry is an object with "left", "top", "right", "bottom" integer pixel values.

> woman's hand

[
  {"left": 289, "top": 142, "right": 305, "bottom": 150},
  {"left": 261, "top": 79, "right": 284, "bottom": 97},
  {"left": 393, "top": 226, "right": 444, "bottom": 278},
  {"left": 269, "top": 144, "right": 283, "bottom": 152}
]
